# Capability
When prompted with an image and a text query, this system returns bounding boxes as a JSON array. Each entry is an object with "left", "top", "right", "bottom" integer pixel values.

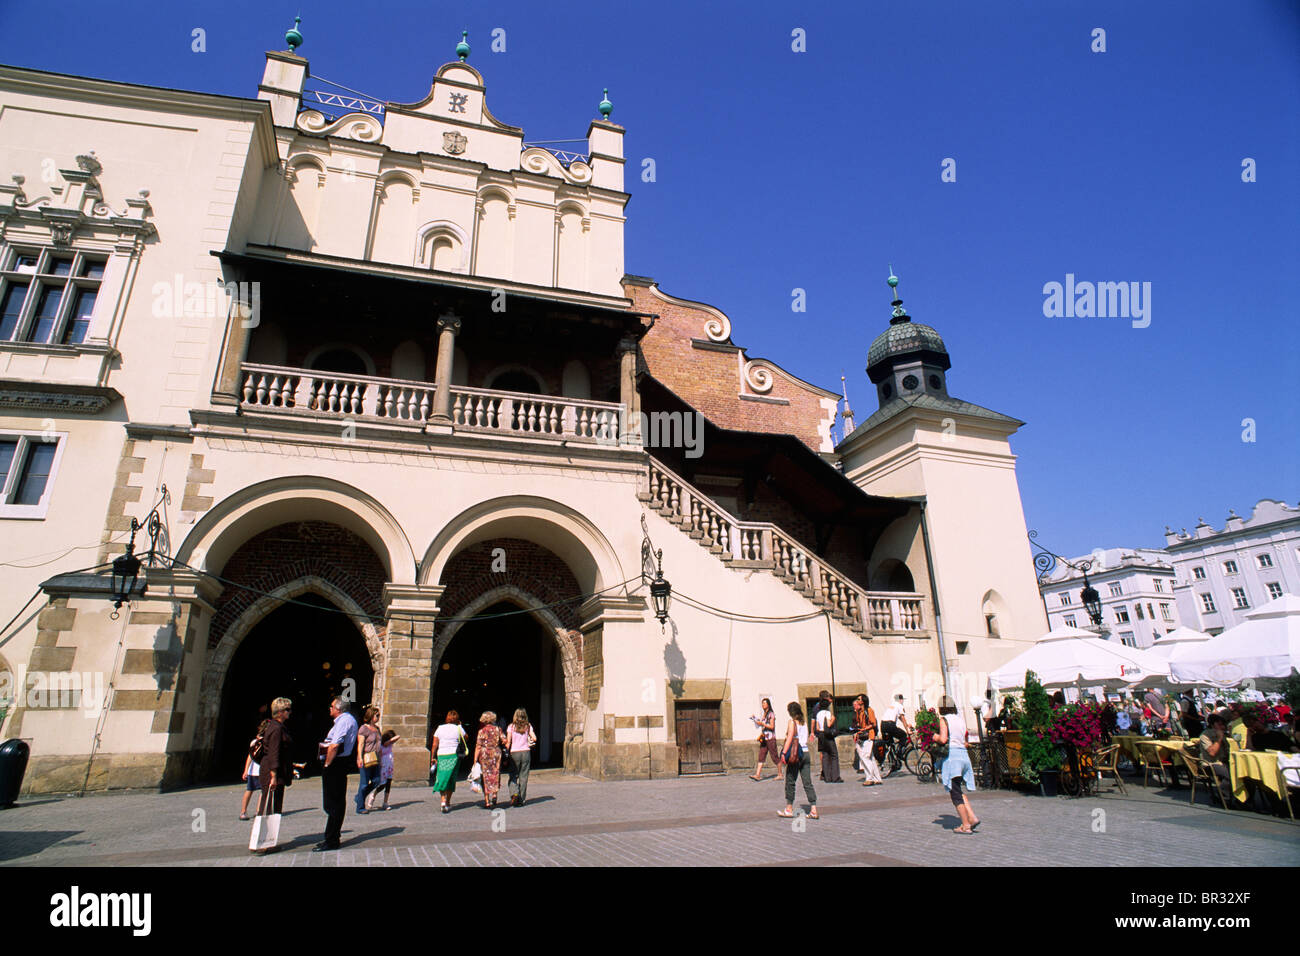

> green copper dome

[
  {"left": 867, "top": 322, "right": 948, "bottom": 370},
  {"left": 456, "top": 30, "right": 470, "bottom": 61},
  {"left": 285, "top": 16, "right": 303, "bottom": 52},
  {"left": 599, "top": 88, "right": 613, "bottom": 118}
]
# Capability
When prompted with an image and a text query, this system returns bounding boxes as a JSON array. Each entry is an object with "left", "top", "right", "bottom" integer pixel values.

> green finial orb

[
  {"left": 285, "top": 16, "right": 303, "bottom": 53},
  {"left": 599, "top": 88, "right": 613, "bottom": 118},
  {"left": 887, "top": 265, "right": 898, "bottom": 289},
  {"left": 456, "top": 30, "right": 470, "bottom": 61}
]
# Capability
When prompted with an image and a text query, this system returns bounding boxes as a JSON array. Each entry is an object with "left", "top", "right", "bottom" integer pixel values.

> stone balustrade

[
  {"left": 643, "top": 459, "right": 926, "bottom": 636},
  {"left": 239, "top": 363, "right": 623, "bottom": 443}
]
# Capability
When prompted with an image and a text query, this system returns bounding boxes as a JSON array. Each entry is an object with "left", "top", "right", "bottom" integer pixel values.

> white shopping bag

[{"left": 249, "top": 812, "right": 281, "bottom": 851}]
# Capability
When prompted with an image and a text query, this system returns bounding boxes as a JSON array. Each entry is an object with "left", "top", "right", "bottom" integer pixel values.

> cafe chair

[
  {"left": 1091, "top": 743, "right": 1127, "bottom": 795},
  {"left": 1277, "top": 754, "right": 1299, "bottom": 822},
  {"left": 1179, "top": 748, "right": 1229, "bottom": 810},
  {"left": 1137, "top": 741, "right": 1176, "bottom": 789}
]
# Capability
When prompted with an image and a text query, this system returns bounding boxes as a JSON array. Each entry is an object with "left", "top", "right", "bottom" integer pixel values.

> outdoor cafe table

[
  {"left": 1230, "top": 749, "right": 1287, "bottom": 803},
  {"left": 1113, "top": 735, "right": 1190, "bottom": 765}
]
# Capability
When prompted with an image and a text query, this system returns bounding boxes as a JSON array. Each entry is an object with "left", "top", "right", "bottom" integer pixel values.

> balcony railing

[{"left": 238, "top": 363, "right": 623, "bottom": 443}]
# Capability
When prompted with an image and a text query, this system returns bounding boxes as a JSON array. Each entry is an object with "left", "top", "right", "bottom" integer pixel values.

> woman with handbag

[
  {"left": 355, "top": 705, "right": 382, "bottom": 814},
  {"left": 749, "top": 698, "right": 779, "bottom": 781},
  {"left": 777, "top": 701, "right": 818, "bottom": 819},
  {"left": 431, "top": 710, "right": 468, "bottom": 814},
  {"left": 506, "top": 708, "right": 538, "bottom": 806},
  {"left": 853, "top": 695, "right": 882, "bottom": 786},
  {"left": 936, "top": 696, "right": 979, "bottom": 834},
  {"left": 473, "top": 710, "right": 507, "bottom": 809}
]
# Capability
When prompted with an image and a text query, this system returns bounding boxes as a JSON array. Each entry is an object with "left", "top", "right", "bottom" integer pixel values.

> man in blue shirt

[{"left": 315, "top": 695, "right": 358, "bottom": 851}]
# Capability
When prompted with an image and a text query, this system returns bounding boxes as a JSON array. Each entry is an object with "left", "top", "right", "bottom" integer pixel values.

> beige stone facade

[{"left": 0, "top": 37, "right": 1044, "bottom": 794}]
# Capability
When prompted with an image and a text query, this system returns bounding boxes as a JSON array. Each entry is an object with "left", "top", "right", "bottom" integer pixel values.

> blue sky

[{"left": 3, "top": 0, "right": 1297, "bottom": 558}]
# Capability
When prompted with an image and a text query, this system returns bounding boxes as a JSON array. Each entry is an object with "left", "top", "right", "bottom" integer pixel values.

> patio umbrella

[
  {"left": 1144, "top": 625, "right": 1212, "bottom": 661},
  {"left": 989, "top": 625, "right": 1170, "bottom": 691},
  {"left": 1168, "top": 593, "right": 1300, "bottom": 685}
]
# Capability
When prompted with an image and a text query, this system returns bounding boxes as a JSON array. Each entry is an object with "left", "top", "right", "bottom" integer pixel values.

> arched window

[{"left": 870, "top": 558, "right": 915, "bottom": 592}]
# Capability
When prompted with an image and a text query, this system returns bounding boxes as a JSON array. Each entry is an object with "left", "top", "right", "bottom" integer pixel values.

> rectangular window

[
  {"left": 1147, "top": 603, "right": 1155, "bottom": 619},
  {"left": 1257, "top": 553, "right": 1273, "bottom": 569},
  {"left": 1108, "top": 582, "right": 1123, "bottom": 597},
  {"left": 1160, "top": 603, "right": 1173, "bottom": 621},
  {"left": 1192, "top": 567, "right": 1206, "bottom": 580},
  {"left": 1153, "top": 578, "right": 1164, "bottom": 593},
  {"left": 0, "top": 247, "right": 105, "bottom": 344},
  {"left": 0, "top": 432, "right": 64, "bottom": 518},
  {"left": 1267, "top": 582, "right": 1283, "bottom": 600},
  {"left": 1120, "top": 632, "right": 1136, "bottom": 648},
  {"left": 1063, "top": 614, "right": 1077, "bottom": 628},
  {"left": 1135, "top": 603, "right": 1145, "bottom": 620},
  {"left": 1059, "top": 592, "right": 1072, "bottom": 606},
  {"left": 1223, "top": 560, "right": 1238, "bottom": 575},
  {"left": 1200, "top": 593, "right": 1216, "bottom": 613},
  {"left": 1230, "top": 587, "right": 1249, "bottom": 610},
  {"left": 956, "top": 641, "right": 969, "bottom": 655},
  {"left": 1114, "top": 605, "right": 1130, "bottom": 623}
]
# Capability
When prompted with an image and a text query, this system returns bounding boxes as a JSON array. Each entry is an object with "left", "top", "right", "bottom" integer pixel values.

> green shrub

[{"left": 1018, "top": 670, "right": 1062, "bottom": 785}]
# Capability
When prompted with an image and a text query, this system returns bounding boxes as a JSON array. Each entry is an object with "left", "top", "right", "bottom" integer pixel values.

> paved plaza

[{"left": 2, "top": 768, "right": 1297, "bottom": 867}]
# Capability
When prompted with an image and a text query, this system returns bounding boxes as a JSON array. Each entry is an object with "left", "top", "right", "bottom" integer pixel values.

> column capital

[
  {"left": 436, "top": 312, "right": 462, "bottom": 335},
  {"left": 383, "top": 582, "right": 445, "bottom": 620}
]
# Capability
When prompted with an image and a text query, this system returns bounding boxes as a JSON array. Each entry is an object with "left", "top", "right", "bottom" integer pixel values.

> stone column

[
  {"left": 380, "top": 583, "right": 443, "bottom": 782},
  {"left": 617, "top": 335, "right": 640, "bottom": 443},
  {"left": 429, "top": 312, "right": 461, "bottom": 424}
]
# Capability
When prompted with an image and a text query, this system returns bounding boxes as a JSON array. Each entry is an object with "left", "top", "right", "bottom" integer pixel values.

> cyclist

[{"left": 880, "top": 694, "right": 912, "bottom": 750}]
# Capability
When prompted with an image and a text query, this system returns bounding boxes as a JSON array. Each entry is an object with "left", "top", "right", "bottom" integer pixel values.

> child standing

[
  {"left": 367, "top": 729, "right": 400, "bottom": 811},
  {"left": 240, "top": 719, "right": 270, "bottom": 820}
]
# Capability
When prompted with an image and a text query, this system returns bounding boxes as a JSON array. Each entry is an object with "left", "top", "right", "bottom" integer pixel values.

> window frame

[
  {"left": 1222, "top": 559, "right": 1238, "bottom": 576},
  {"left": 1266, "top": 582, "right": 1283, "bottom": 600},
  {"left": 0, "top": 246, "right": 106, "bottom": 346},
  {"left": 1063, "top": 614, "right": 1077, "bottom": 628},
  {"left": 1256, "top": 553, "right": 1273, "bottom": 569},
  {"left": 1114, "top": 605, "right": 1130, "bottom": 623},
  {"left": 1108, "top": 582, "right": 1123, "bottom": 597},
  {"left": 1192, "top": 566, "right": 1206, "bottom": 580},
  {"left": 1058, "top": 591, "right": 1072, "bottom": 606},
  {"left": 1199, "top": 592, "right": 1216, "bottom": 613},
  {"left": 1160, "top": 603, "right": 1173, "bottom": 622},
  {"left": 1230, "top": 587, "right": 1249, "bottom": 610},
  {"left": 0, "top": 430, "right": 67, "bottom": 519}
]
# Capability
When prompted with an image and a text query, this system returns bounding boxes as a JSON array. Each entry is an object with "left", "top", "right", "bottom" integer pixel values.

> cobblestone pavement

[{"left": 2, "top": 768, "right": 1297, "bottom": 867}]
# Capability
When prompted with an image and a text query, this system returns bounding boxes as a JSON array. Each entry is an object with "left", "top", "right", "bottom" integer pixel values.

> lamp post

[
  {"left": 649, "top": 548, "right": 672, "bottom": 631},
  {"left": 1029, "top": 531, "right": 1106, "bottom": 630},
  {"left": 107, "top": 485, "right": 169, "bottom": 616}
]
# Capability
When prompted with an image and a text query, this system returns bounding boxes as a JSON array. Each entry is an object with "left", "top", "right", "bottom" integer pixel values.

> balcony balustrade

[{"left": 238, "top": 363, "right": 623, "bottom": 443}]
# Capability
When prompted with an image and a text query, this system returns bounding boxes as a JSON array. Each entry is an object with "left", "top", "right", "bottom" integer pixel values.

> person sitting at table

[
  {"left": 1100, "top": 702, "right": 1118, "bottom": 742},
  {"left": 1195, "top": 714, "right": 1231, "bottom": 797},
  {"left": 1115, "top": 706, "right": 1132, "bottom": 733},
  {"left": 1252, "top": 725, "right": 1294, "bottom": 753}
]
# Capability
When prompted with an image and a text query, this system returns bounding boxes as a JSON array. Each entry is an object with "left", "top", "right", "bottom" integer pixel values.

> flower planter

[{"left": 1038, "top": 768, "right": 1060, "bottom": 797}]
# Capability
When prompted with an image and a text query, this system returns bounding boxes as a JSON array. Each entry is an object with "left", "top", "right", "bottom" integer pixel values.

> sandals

[
  {"left": 749, "top": 775, "right": 762, "bottom": 781},
  {"left": 808, "top": 811, "right": 819, "bottom": 820},
  {"left": 239, "top": 814, "right": 250, "bottom": 821},
  {"left": 953, "top": 827, "right": 974, "bottom": 835},
  {"left": 777, "top": 809, "right": 795, "bottom": 818}
]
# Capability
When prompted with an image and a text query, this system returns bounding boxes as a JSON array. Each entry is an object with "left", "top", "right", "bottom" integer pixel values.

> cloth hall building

[{"left": 0, "top": 27, "right": 1047, "bottom": 793}]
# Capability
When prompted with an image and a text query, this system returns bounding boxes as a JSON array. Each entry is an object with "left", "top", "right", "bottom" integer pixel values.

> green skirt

[{"left": 433, "top": 753, "right": 459, "bottom": 793}]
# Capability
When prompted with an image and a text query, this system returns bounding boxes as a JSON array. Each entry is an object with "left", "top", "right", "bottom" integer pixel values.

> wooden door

[{"left": 676, "top": 702, "right": 723, "bottom": 774}]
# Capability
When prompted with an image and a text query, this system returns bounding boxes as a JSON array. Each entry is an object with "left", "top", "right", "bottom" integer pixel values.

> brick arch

[{"left": 207, "top": 521, "right": 387, "bottom": 651}]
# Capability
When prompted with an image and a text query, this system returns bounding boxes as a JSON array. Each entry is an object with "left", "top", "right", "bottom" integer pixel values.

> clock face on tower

[{"left": 901, "top": 374, "right": 919, "bottom": 391}]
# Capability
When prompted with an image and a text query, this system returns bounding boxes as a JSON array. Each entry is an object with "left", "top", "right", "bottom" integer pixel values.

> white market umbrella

[
  {"left": 1144, "top": 625, "right": 1212, "bottom": 661},
  {"left": 989, "top": 625, "right": 1170, "bottom": 692},
  {"left": 1168, "top": 593, "right": 1300, "bottom": 685}
]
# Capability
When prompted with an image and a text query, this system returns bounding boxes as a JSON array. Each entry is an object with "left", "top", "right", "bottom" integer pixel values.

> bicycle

[{"left": 871, "top": 730, "right": 920, "bottom": 779}]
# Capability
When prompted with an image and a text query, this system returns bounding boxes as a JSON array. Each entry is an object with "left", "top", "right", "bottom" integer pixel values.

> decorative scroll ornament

[
  {"left": 702, "top": 313, "right": 731, "bottom": 342},
  {"left": 519, "top": 147, "right": 593, "bottom": 185},
  {"left": 294, "top": 110, "right": 383, "bottom": 143},
  {"left": 443, "top": 131, "right": 467, "bottom": 155},
  {"left": 743, "top": 360, "right": 774, "bottom": 393}
]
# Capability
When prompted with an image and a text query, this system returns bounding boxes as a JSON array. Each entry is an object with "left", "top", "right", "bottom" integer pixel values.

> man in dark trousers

[
  {"left": 253, "top": 696, "right": 294, "bottom": 855},
  {"left": 315, "top": 695, "right": 357, "bottom": 852}
]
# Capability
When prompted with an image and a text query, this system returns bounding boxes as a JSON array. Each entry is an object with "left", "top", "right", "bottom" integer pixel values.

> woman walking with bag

[
  {"left": 937, "top": 696, "right": 979, "bottom": 834},
  {"left": 355, "top": 705, "right": 382, "bottom": 814},
  {"left": 853, "top": 695, "right": 882, "bottom": 786},
  {"left": 777, "top": 701, "right": 818, "bottom": 820},
  {"left": 506, "top": 708, "right": 537, "bottom": 806},
  {"left": 473, "top": 711, "right": 507, "bottom": 809},
  {"left": 430, "top": 710, "right": 468, "bottom": 814},
  {"left": 749, "top": 698, "right": 780, "bottom": 781}
]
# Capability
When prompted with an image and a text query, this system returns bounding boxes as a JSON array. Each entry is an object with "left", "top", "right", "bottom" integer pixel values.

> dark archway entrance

[
  {"left": 211, "top": 593, "right": 374, "bottom": 782},
  {"left": 431, "top": 601, "right": 565, "bottom": 767}
]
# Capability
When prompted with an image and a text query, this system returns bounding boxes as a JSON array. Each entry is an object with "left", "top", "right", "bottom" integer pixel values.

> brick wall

[
  {"left": 208, "top": 521, "right": 387, "bottom": 649},
  {"left": 627, "top": 279, "right": 836, "bottom": 452},
  {"left": 436, "top": 537, "right": 583, "bottom": 651}
]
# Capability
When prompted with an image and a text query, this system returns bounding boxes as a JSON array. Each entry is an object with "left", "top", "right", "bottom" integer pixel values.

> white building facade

[
  {"left": 0, "top": 25, "right": 1045, "bottom": 793},
  {"left": 1164, "top": 500, "right": 1300, "bottom": 634}
]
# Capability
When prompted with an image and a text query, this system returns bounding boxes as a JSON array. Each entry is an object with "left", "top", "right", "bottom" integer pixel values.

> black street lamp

[
  {"left": 110, "top": 541, "right": 141, "bottom": 610},
  {"left": 649, "top": 548, "right": 672, "bottom": 631},
  {"left": 1080, "top": 572, "right": 1103, "bottom": 627}
]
